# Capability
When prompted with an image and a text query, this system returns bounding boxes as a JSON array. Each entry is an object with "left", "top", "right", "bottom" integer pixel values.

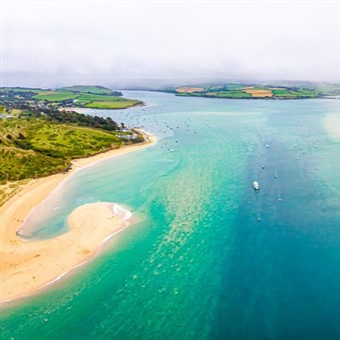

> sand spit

[
  {"left": 0, "top": 133, "right": 155, "bottom": 303},
  {"left": 1, "top": 202, "right": 130, "bottom": 302}
]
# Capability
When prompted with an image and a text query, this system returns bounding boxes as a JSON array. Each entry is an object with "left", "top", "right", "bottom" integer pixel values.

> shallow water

[{"left": 1, "top": 92, "right": 340, "bottom": 339}]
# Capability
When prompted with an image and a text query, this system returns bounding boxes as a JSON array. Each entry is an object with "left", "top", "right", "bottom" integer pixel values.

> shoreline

[
  {"left": 1, "top": 202, "right": 131, "bottom": 303},
  {"left": 0, "top": 133, "right": 156, "bottom": 303}
]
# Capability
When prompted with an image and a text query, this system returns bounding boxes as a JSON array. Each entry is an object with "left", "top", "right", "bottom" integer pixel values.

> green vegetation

[
  {"left": 0, "top": 85, "right": 142, "bottom": 110},
  {"left": 271, "top": 89, "right": 290, "bottom": 95},
  {"left": 0, "top": 118, "right": 125, "bottom": 183},
  {"left": 224, "top": 84, "right": 245, "bottom": 90},
  {"left": 75, "top": 93, "right": 122, "bottom": 102},
  {"left": 71, "top": 93, "right": 140, "bottom": 109},
  {"left": 42, "top": 110, "right": 120, "bottom": 131},
  {"left": 30, "top": 90, "right": 140, "bottom": 109},
  {"left": 0, "top": 85, "right": 145, "bottom": 206},
  {"left": 58, "top": 85, "right": 115, "bottom": 95},
  {"left": 208, "top": 90, "right": 252, "bottom": 98},
  {"left": 27, "top": 123, "right": 121, "bottom": 158},
  {"left": 84, "top": 100, "right": 141, "bottom": 109},
  {"left": 177, "top": 89, "right": 252, "bottom": 98},
  {"left": 33, "top": 91, "right": 78, "bottom": 101},
  {"left": 164, "top": 83, "right": 340, "bottom": 100},
  {"left": 271, "top": 88, "right": 319, "bottom": 98},
  {"left": 0, "top": 89, "right": 123, "bottom": 131},
  {"left": 31, "top": 89, "right": 141, "bottom": 108}
]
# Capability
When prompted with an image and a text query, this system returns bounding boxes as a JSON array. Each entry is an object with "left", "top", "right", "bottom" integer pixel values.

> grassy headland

[
  {"left": 0, "top": 87, "right": 146, "bottom": 205},
  {"left": 0, "top": 115, "right": 143, "bottom": 183}
]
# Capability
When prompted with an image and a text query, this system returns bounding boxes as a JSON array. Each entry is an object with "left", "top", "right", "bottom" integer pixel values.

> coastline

[
  {"left": 175, "top": 93, "right": 323, "bottom": 100},
  {"left": 0, "top": 133, "right": 156, "bottom": 303}
]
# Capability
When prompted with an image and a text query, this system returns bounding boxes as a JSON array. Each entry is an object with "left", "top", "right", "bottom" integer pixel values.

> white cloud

[{"left": 2, "top": 1, "right": 340, "bottom": 87}]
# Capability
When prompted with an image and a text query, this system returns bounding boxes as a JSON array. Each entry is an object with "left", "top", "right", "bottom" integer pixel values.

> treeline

[
  {"left": 21, "top": 108, "right": 121, "bottom": 131},
  {"left": 0, "top": 90, "right": 37, "bottom": 100},
  {"left": 43, "top": 110, "right": 120, "bottom": 131},
  {"left": 110, "top": 90, "right": 123, "bottom": 97},
  {"left": 0, "top": 90, "right": 37, "bottom": 109}
]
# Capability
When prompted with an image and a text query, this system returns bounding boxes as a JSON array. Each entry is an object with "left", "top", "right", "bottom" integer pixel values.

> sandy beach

[{"left": 0, "top": 134, "right": 155, "bottom": 303}]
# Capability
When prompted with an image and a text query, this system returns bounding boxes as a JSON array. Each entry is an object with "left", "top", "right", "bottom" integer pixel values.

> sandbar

[
  {"left": 0, "top": 133, "right": 155, "bottom": 303},
  {"left": 1, "top": 202, "right": 130, "bottom": 302}
]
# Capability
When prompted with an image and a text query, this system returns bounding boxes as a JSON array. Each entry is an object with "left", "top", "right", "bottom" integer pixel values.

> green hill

[
  {"left": 58, "top": 85, "right": 117, "bottom": 95},
  {"left": 0, "top": 118, "right": 126, "bottom": 183}
]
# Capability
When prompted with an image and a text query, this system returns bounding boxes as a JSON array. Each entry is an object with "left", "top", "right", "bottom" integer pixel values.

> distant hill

[
  {"left": 0, "top": 86, "right": 142, "bottom": 109},
  {"left": 58, "top": 85, "right": 122, "bottom": 96},
  {"left": 158, "top": 83, "right": 340, "bottom": 100}
]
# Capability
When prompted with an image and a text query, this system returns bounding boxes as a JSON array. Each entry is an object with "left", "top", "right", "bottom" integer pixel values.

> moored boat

[{"left": 253, "top": 181, "right": 260, "bottom": 190}]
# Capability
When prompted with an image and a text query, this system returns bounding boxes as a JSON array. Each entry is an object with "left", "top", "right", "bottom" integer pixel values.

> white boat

[{"left": 253, "top": 181, "right": 260, "bottom": 190}]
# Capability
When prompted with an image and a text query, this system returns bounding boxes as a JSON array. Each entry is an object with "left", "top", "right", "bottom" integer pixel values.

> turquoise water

[{"left": 1, "top": 92, "right": 340, "bottom": 339}]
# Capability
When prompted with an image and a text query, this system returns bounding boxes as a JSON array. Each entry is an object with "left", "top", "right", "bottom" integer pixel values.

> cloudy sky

[{"left": 1, "top": 0, "right": 340, "bottom": 87}]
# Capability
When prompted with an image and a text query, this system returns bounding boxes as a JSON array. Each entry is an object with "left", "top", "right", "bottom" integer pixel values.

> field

[
  {"left": 84, "top": 100, "right": 140, "bottom": 109},
  {"left": 271, "top": 88, "right": 319, "bottom": 98},
  {"left": 58, "top": 85, "right": 114, "bottom": 95},
  {"left": 175, "top": 87, "right": 205, "bottom": 93},
  {"left": 0, "top": 86, "right": 142, "bottom": 109},
  {"left": 171, "top": 83, "right": 326, "bottom": 99},
  {"left": 242, "top": 88, "right": 273, "bottom": 97},
  {"left": 0, "top": 84, "right": 145, "bottom": 204},
  {"left": 206, "top": 90, "right": 252, "bottom": 98},
  {"left": 31, "top": 89, "right": 141, "bottom": 108},
  {"left": 0, "top": 118, "right": 122, "bottom": 183},
  {"left": 75, "top": 93, "right": 123, "bottom": 103},
  {"left": 33, "top": 91, "right": 79, "bottom": 101}
]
